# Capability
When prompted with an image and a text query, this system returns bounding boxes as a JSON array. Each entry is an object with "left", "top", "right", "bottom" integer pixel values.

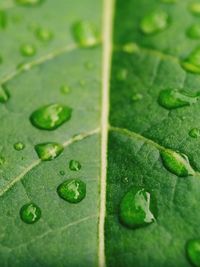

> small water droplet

[
  {"left": 69, "top": 160, "right": 81, "bottom": 171},
  {"left": 20, "top": 203, "right": 41, "bottom": 224},
  {"left": 181, "top": 47, "right": 200, "bottom": 74},
  {"left": 35, "top": 27, "right": 53, "bottom": 42},
  {"left": 189, "top": 128, "right": 200, "bottom": 138},
  {"left": 35, "top": 142, "right": 63, "bottom": 161},
  {"left": 158, "top": 89, "right": 199, "bottom": 110},
  {"left": 59, "top": 170, "right": 65, "bottom": 176},
  {"left": 140, "top": 10, "right": 169, "bottom": 35},
  {"left": 0, "top": 11, "right": 7, "bottom": 29},
  {"left": 15, "top": 0, "right": 44, "bottom": 6},
  {"left": 60, "top": 85, "right": 70, "bottom": 95},
  {"left": 119, "top": 187, "right": 156, "bottom": 229},
  {"left": 186, "top": 239, "right": 200, "bottom": 267},
  {"left": 160, "top": 149, "right": 195, "bottom": 177},
  {"left": 189, "top": 3, "right": 200, "bottom": 16},
  {"left": 20, "top": 44, "right": 36, "bottom": 57},
  {"left": 30, "top": 103, "right": 72, "bottom": 130},
  {"left": 57, "top": 179, "right": 86, "bottom": 203},
  {"left": 121, "top": 177, "right": 130, "bottom": 184},
  {"left": 122, "top": 42, "right": 139, "bottom": 54},
  {"left": 0, "top": 85, "right": 9, "bottom": 103},
  {"left": 187, "top": 24, "right": 200, "bottom": 39},
  {"left": 72, "top": 21, "right": 100, "bottom": 47},
  {"left": 116, "top": 69, "right": 128, "bottom": 81},
  {"left": 14, "top": 142, "right": 25, "bottom": 151},
  {"left": 132, "top": 93, "right": 143, "bottom": 101},
  {"left": 0, "top": 156, "right": 5, "bottom": 166}
]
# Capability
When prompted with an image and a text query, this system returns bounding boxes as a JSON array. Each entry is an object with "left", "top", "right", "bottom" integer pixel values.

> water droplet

[
  {"left": 35, "top": 142, "right": 64, "bottom": 161},
  {"left": 72, "top": 21, "right": 100, "bottom": 47},
  {"left": 0, "top": 85, "right": 9, "bottom": 103},
  {"left": 181, "top": 47, "right": 200, "bottom": 74},
  {"left": 189, "top": 3, "right": 200, "bottom": 16},
  {"left": 121, "top": 177, "right": 130, "bottom": 184},
  {"left": 60, "top": 85, "right": 70, "bottom": 95},
  {"left": 161, "top": 0, "right": 177, "bottom": 3},
  {"left": 69, "top": 160, "right": 81, "bottom": 171},
  {"left": 116, "top": 69, "right": 128, "bottom": 81},
  {"left": 0, "top": 11, "right": 7, "bottom": 29},
  {"left": 20, "top": 203, "right": 41, "bottom": 224},
  {"left": 0, "top": 156, "right": 5, "bottom": 166},
  {"left": 122, "top": 42, "right": 139, "bottom": 54},
  {"left": 189, "top": 128, "right": 200, "bottom": 138},
  {"left": 14, "top": 142, "right": 25, "bottom": 151},
  {"left": 59, "top": 170, "right": 65, "bottom": 176},
  {"left": 20, "top": 44, "right": 36, "bottom": 57},
  {"left": 15, "top": 0, "right": 44, "bottom": 6},
  {"left": 132, "top": 93, "right": 143, "bottom": 101},
  {"left": 140, "top": 11, "right": 169, "bottom": 35},
  {"left": 186, "top": 239, "right": 200, "bottom": 267},
  {"left": 57, "top": 179, "right": 86, "bottom": 203},
  {"left": 187, "top": 24, "right": 200, "bottom": 39},
  {"left": 158, "top": 89, "right": 199, "bottom": 110},
  {"left": 119, "top": 187, "right": 156, "bottom": 229},
  {"left": 160, "top": 149, "right": 195, "bottom": 177},
  {"left": 30, "top": 103, "right": 72, "bottom": 130},
  {"left": 35, "top": 27, "right": 53, "bottom": 42}
]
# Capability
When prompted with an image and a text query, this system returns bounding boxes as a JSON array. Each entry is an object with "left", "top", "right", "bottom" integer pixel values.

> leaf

[{"left": 0, "top": 0, "right": 200, "bottom": 267}]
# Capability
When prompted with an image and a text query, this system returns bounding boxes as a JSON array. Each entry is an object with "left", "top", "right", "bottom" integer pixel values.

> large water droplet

[
  {"left": 186, "top": 239, "right": 200, "bottom": 267},
  {"left": 0, "top": 85, "right": 9, "bottom": 103},
  {"left": 181, "top": 47, "right": 200, "bottom": 74},
  {"left": 20, "top": 44, "right": 36, "bottom": 57},
  {"left": 20, "top": 203, "right": 41, "bottom": 224},
  {"left": 35, "top": 142, "right": 63, "bottom": 161},
  {"left": 160, "top": 149, "right": 195, "bottom": 177},
  {"left": 57, "top": 179, "right": 86, "bottom": 203},
  {"left": 189, "top": 128, "right": 200, "bottom": 138},
  {"left": 158, "top": 89, "right": 199, "bottom": 110},
  {"left": 119, "top": 187, "right": 156, "bottom": 229},
  {"left": 140, "top": 11, "right": 169, "bottom": 35},
  {"left": 189, "top": 3, "right": 200, "bottom": 16},
  {"left": 15, "top": 0, "right": 44, "bottom": 6},
  {"left": 35, "top": 27, "right": 53, "bottom": 42},
  {"left": 30, "top": 104, "right": 72, "bottom": 130},
  {"left": 0, "top": 11, "right": 7, "bottom": 29},
  {"left": 69, "top": 160, "right": 81, "bottom": 171},
  {"left": 14, "top": 142, "right": 25, "bottom": 151},
  {"left": 187, "top": 24, "right": 200, "bottom": 39},
  {"left": 72, "top": 21, "right": 100, "bottom": 47}
]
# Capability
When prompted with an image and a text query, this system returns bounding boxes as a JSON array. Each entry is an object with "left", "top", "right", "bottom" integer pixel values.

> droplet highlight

[
  {"left": 30, "top": 103, "right": 72, "bottom": 130},
  {"left": 20, "top": 203, "right": 41, "bottom": 224},
  {"left": 186, "top": 239, "right": 200, "bottom": 267},
  {"left": 57, "top": 179, "right": 86, "bottom": 203},
  {"left": 69, "top": 160, "right": 81, "bottom": 171},
  {"left": 35, "top": 142, "right": 64, "bottom": 161}
]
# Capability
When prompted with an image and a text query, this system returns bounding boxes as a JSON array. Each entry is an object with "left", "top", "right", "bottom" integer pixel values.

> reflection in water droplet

[
  {"left": 158, "top": 89, "right": 199, "bottom": 110},
  {"left": 0, "top": 11, "right": 7, "bottom": 29},
  {"left": 189, "top": 3, "right": 200, "bottom": 16},
  {"left": 72, "top": 21, "right": 100, "bottom": 47},
  {"left": 181, "top": 47, "right": 200, "bottom": 74},
  {"left": 187, "top": 24, "right": 200, "bottom": 39},
  {"left": 69, "top": 160, "right": 81, "bottom": 171},
  {"left": 15, "top": 0, "right": 44, "bottom": 6},
  {"left": 119, "top": 187, "right": 156, "bottom": 229},
  {"left": 14, "top": 142, "right": 25, "bottom": 151},
  {"left": 140, "top": 11, "right": 169, "bottom": 34},
  {"left": 30, "top": 103, "right": 72, "bottom": 130},
  {"left": 0, "top": 85, "right": 9, "bottom": 103},
  {"left": 60, "top": 85, "right": 70, "bottom": 95},
  {"left": 20, "top": 44, "right": 36, "bottom": 57},
  {"left": 121, "top": 177, "right": 130, "bottom": 184},
  {"left": 186, "top": 239, "right": 200, "bottom": 267},
  {"left": 35, "top": 142, "right": 64, "bottom": 161},
  {"left": 57, "top": 179, "right": 86, "bottom": 203},
  {"left": 35, "top": 27, "right": 53, "bottom": 42},
  {"left": 59, "top": 170, "right": 65, "bottom": 176},
  {"left": 20, "top": 203, "right": 41, "bottom": 224},
  {"left": 160, "top": 149, "right": 195, "bottom": 177},
  {"left": 189, "top": 128, "right": 200, "bottom": 138}
]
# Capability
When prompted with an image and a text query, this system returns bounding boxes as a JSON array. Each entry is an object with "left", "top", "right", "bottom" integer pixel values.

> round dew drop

[
  {"left": 57, "top": 179, "right": 86, "bottom": 203},
  {"left": 69, "top": 160, "right": 81, "bottom": 171},
  {"left": 187, "top": 24, "right": 200, "bottom": 39},
  {"left": 20, "top": 44, "right": 36, "bottom": 57},
  {"left": 35, "top": 28, "right": 53, "bottom": 42},
  {"left": 189, "top": 128, "right": 200, "bottom": 138},
  {"left": 35, "top": 142, "right": 64, "bottom": 161},
  {"left": 186, "top": 239, "right": 200, "bottom": 267},
  {"left": 14, "top": 142, "right": 25, "bottom": 151},
  {"left": 20, "top": 203, "right": 41, "bottom": 224}
]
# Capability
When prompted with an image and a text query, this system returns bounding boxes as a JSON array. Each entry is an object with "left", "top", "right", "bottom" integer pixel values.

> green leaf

[{"left": 1, "top": 0, "right": 200, "bottom": 267}]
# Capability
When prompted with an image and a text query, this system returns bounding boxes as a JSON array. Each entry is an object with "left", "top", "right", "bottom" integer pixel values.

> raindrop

[
  {"left": 20, "top": 203, "right": 41, "bottom": 224},
  {"left": 35, "top": 142, "right": 64, "bottom": 161},
  {"left": 69, "top": 160, "right": 81, "bottom": 171},
  {"left": 14, "top": 142, "right": 25, "bottom": 151},
  {"left": 186, "top": 239, "right": 200, "bottom": 267}
]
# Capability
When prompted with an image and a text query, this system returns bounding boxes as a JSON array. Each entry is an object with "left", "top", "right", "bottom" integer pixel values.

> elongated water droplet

[
  {"left": 57, "top": 179, "right": 86, "bottom": 203},
  {"left": 186, "top": 239, "right": 200, "bottom": 267},
  {"left": 30, "top": 104, "right": 72, "bottom": 130},
  {"left": 122, "top": 42, "right": 139, "bottom": 54},
  {"left": 72, "top": 21, "right": 100, "bottom": 47},
  {"left": 14, "top": 142, "right": 25, "bottom": 151},
  {"left": 119, "top": 187, "right": 156, "bottom": 229},
  {"left": 158, "top": 89, "right": 199, "bottom": 110},
  {"left": 181, "top": 47, "right": 200, "bottom": 74},
  {"left": 20, "top": 44, "right": 36, "bottom": 57},
  {"left": 0, "top": 85, "right": 9, "bottom": 103},
  {"left": 60, "top": 85, "right": 70, "bottom": 95},
  {"left": 160, "top": 149, "right": 195, "bottom": 177},
  {"left": 187, "top": 24, "right": 200, "bottom": 39},
  {"left": 35, "top": 142, "right": 63, "bottom": 161},
  {"left": 69, "top": 160, "right": 81, "bottom": 171},
  {"left": 0, "top": 11, "right": 7, "bottom": 29},
  {"left": 15, "top": 0, "right": 44, "bottom": 6},
  {"left": 189, "top": 3, "right": 200, "bottom": 16},
  {"left": 189, "top": 128, "right": 200, "bottom": 138},
  {"left": 140, "top": 11, "right": 169, "bottom": 35},
  {"left": 20, "top": 203, "right": 41, "bottom": 224},
  {"left": 35, "top": 27, "right": 53, "bottom": 42}
]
